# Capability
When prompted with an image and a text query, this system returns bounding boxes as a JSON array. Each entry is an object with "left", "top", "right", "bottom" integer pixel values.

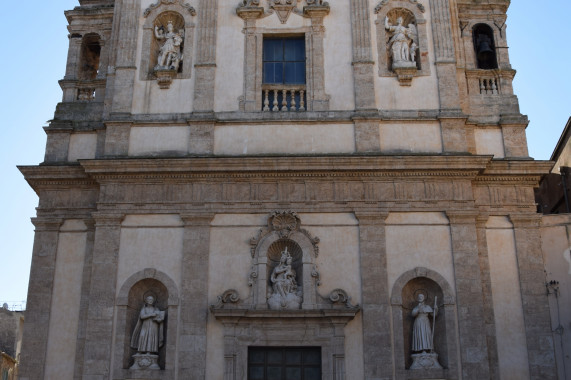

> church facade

[{"left": 18, "top": 0, "right": 558, "bottom": 379}]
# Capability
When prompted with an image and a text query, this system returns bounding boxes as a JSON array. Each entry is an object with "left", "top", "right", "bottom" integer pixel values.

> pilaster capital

[
  {"left": 236, "top": 6, "right": 265, "bottom": 21},
  {"left": 509, "top": 214, "right": 542, "bottom": 229},
  {"left": 475, "top": 214, "right": 490, "bottom": 228},
  {"left": 83, "top": 218, "right": 97, "bottom": 231},
  {"left": 354, "top": 211, "right": 389, "bottom": 225},
  {"left": 446, "top": 210, "right": 479, "bottom": 225},
  {"left": 304, "top": 5, "right": 330, "bottom": 21},
  {"left": 180, "top": 213, "right": 215, "bottom": 227},
  {"left": 31, "top": 218, "right": 64, "bottom": 231},
  {"left": 91, "top": 212, "right": 125, "bottom": 227}
]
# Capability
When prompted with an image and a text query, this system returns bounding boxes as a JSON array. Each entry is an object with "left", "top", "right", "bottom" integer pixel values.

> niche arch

[
  {"left": 390, "top": 267, "right": 459, "bottom": 377},
  {"left": 140, "top": 0, "right": 197, "bottom": 81},
  {"left": 472, "top": 23, "right": 498, "bottom": 69},
  {"left": 250, "top": 212, "right": 320, "bottom": 309},
  {"left": 78, "top": 33, "right": 102, "bottom": 80},
  {"left": 113, "top": 269, "right": 179, "bottom": 378}
]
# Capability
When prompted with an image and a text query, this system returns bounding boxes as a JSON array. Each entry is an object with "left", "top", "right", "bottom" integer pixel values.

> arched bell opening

[{"left": 473, "top": 23, "right": 498, "bottom": 70}]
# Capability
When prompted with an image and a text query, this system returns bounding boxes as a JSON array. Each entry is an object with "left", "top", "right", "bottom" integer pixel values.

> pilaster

[
  {"left": 104, "top": 122, "right": 131, "bottom": 156},
  {"left": 355, "top": 212, "right": 392, "bottom": 380},
  {"left": 446, "top": 211, "right": 490, "bottom": 379},
  {"left": 44, "top": 127, "right": 72, "bottom": 163},
  {"left": 350, "top": 0, "right": 376, "bottom": 110},
  {"left": 17, "top": 218, "right": 63, "bottom": 380},
  {"left": 194, "top": 0, "right": 219, "bottom": 112},
  {"left": 110, "top": 0, "right": 140, "bottom": 115},
  {"left": 430, "top": 0, "right": 468, "bottom": 154},
  {"left": 237, "top": 7, "right": 265, "bottom": 112},
  {"left": 64, "top": 35, "right": 83, "bottom": 80},
  {"left": 73, "top": 219, "right": 96, "bottom": 380},
  {"left": 81, "top": 213, "right": 124, "bottom": 378},
  {"left": 178, "top": 213, "right": 215, "bottom": 378},
  {"left": 354, "top": 118, "right": 380, "bottom": 152},
  {"left": 475, "top": 215, "right": 500, "bottom": 380},
  {"left": 305, "top": 6, "right": 331, "bottom": 111},
  {"left": 510, "top": 214, "right": 558, "bottom": 380}
]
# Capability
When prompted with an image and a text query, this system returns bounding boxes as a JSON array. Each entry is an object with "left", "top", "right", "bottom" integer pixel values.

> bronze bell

[{"left": 477, "top": 36, "right": 494, "bottom": 61}]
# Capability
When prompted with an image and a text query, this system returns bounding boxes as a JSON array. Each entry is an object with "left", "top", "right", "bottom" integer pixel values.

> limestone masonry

[{"left": 17, "top": 0, "right": 565, "bottom": 379}]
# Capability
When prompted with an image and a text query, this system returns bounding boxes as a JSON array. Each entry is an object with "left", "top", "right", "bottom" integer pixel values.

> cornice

[
  {"left": 18, "top": 165, "right": 98, "bottom": 194},
  {"left": 78, "top": 156, "right": 492, "bottom": 182},
  {"left": 18, "top": 156, "right": 552, "bottom": 190}
]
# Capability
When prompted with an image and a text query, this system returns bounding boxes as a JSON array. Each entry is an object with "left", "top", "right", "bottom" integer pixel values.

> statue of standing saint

[
  {"left": 154, "top": 21, "right": 184, "bottom": 71},
  {"left": 384, "top": 16, "right": 418, "bottom": 69},
  {"left": 410, "top": 293, "right": 442, "bottom": 369},
  {"left": 130, "top": 295, "right": 165, "bottom": 370}
]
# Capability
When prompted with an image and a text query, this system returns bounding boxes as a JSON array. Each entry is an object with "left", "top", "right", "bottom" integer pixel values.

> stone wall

[{"left": 17, "top": 1, "right": 560, "bottom": 380}]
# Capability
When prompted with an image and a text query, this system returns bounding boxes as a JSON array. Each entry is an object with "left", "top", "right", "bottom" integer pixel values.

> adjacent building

[{"left": 18, "top": 0, "right": 559, "bottom": 379}]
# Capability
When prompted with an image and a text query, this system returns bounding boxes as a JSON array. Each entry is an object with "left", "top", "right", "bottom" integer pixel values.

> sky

[{"left": 0, "top": 1, "right": 570, "bottom": 307}]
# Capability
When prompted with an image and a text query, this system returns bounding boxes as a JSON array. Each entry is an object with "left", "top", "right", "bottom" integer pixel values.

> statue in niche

[
  {"left": 154, "top": 21, "right": 184, "bottom": 71},
  {"left": 384, "top": 16, "right": 418, "bottom": 69},
  {"left": 410, "top": 293, "right": 442, "bottom": 370},
  {"left": 130, "top": 295, "right": 165, "bottom": 370},
  {"left": 268, "top": 247, "right": 302, "bottom": 310}
]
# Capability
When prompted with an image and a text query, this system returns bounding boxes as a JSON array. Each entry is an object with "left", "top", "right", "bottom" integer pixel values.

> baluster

[
  {"left": 491, "top": 79, "right": 498, "bottom": 95},
  {"left": 272, "top": 89, "right": 279, "bottom": 112},
  {"left": 282, "top": 89, "right": 288, "bottom": 111},
  {"left": 299, "top": 90, "right": 305, "bottom": 111},
  {"left": 480, "top": 79, "right": 485, "bottom": 95},
  {"left": 263, "top": 89, "right": 270, "bottom": 111},
  {"left": 291, "top": 89, "right": 297, "bottom": 111}
]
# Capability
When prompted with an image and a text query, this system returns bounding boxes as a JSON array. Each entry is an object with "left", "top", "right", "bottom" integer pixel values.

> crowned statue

[{"left": 267, "top": 247, "right": 303, "bottom": 310}]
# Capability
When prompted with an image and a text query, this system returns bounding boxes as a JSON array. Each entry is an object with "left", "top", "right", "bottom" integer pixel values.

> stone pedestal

[
  {"left": 130, "top": 353, "right": 160, "bottom": 370},
  {"left": 393, "top": 62, "right": 417, "bottom": 86},
  {"left": 410, "top": 352, "right": 442, "bottom": 370},
  {"left": 153, "top": 68, "right": 177, "bottom": 89}
]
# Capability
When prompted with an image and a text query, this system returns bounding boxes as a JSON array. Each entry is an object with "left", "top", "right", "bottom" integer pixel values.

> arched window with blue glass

[{"left": 262, "top": 36, "right": 307, "bottom": 111}]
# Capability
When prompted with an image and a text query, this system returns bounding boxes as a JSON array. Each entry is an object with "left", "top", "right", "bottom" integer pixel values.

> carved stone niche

[
  {"left": 211, "top": 211, "right": 359, "bottom": 379},
  {"left": 375, "top": 1, "right": 430, "bottom": 86},
  {"left": 113, "top": 269, "right": 180, "bottom": 380},
  {"left": 141, "top": 0, "right": 197, "bottom": 89},
  {"left": 391, "top": 267, "right": 459, "bottom": 379}
]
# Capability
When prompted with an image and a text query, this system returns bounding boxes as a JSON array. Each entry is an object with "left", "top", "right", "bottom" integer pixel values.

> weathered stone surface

[{"left": 17, "top": 2, "right": 560, "bottom": 379}]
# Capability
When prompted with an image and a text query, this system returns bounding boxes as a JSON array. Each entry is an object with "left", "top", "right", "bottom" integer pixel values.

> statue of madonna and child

[{"left": 267, "top": 247, "right": 303, "bottom": 310}]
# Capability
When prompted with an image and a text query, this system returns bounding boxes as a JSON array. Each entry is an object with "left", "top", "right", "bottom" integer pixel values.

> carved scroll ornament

[
  {"left": 144, "top": 0, "right": 196, "bottom": 17},
  {"left": 375, "top": 0, "right": 425, "bottom": 14}
]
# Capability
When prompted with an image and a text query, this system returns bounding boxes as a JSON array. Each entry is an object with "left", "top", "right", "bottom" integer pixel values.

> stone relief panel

[
  {"left": 375, "top": 1, "right": 430, "bottom": 86},
  {"left": 140, "top": 0, "right": 197, "bottom": 89}
]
